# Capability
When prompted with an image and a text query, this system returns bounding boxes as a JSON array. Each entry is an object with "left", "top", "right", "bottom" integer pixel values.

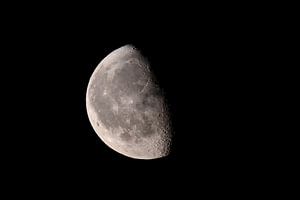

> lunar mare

[{"left": 86, "top": 45, "right": 172, "bottom": 159}]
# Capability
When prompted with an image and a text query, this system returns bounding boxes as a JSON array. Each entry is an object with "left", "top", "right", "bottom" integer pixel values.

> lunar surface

[{"left": 86, "top": 45, "right": 172, "bottom": 159}]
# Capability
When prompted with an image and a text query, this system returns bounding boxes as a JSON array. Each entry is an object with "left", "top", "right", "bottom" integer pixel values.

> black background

[
  {"left": 74, "top": 15, "right": 264, "bottom": 164},
  {"left": 2, "top": 3, "right": 282, "bottom": 192}
]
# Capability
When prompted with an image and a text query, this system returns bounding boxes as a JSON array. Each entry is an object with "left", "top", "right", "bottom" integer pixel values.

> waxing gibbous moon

[{"left": 86, "top": 45, "right": 172, "bottom": 159}]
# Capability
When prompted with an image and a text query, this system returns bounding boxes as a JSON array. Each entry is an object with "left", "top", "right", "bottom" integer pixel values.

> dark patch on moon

[
  {"left": 111, "top": 62, "right": 148, "bottom": 95},
  {"left": 120, "top": 132, "right": 132, "bottom": 141}
]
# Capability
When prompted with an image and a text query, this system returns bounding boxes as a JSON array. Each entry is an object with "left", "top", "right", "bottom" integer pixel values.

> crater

[{"left": 120, "top": 132, "right": 132, "bottom": 141}]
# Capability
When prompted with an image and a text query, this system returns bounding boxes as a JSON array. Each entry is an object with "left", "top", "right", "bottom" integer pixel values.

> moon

[{"left": 86, "top": 45, "right": 172, "bottom": 159}]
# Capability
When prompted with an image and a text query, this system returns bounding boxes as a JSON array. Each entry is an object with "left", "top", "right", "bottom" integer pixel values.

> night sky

[{"left": 2, "top": 5, "right": 270, "bottom": 191}]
